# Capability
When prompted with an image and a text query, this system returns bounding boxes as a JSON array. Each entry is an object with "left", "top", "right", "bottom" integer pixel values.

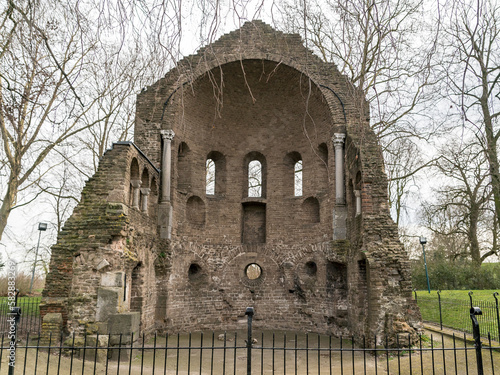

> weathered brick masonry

[{"left": 42, "top": 20, "right": 421, "bottom": 344}]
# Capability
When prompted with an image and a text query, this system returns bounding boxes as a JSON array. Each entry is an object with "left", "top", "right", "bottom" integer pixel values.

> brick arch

[{"left": 162, "top": 57, "right": 347, "bottom": 129}]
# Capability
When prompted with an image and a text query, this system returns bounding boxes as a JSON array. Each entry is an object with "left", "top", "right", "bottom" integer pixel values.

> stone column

[
  {"left": 140, "top": 188, "right": 150, "bottom": 214},
  {"left": 131, "top": 180, "right": 142, "bottom": 210},
  {"left": 160, "top": 130, "right": 175, "bottom": 203},
  {"left": 333, "top": 133, "right": 346, "bottom": 205},
  {"left": 159, "top": 129, "right": 175, "bottom": 239},
  {"left": 354, "top": 190, "right": 362, "bottom": 216}
]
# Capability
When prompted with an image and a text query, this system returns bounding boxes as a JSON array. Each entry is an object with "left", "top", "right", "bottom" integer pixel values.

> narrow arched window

[
  {"left": 248, "top": 160, "right": 262, "bottom": 197},
  {"left": 294, "top": 160, "right": 303, "bottom": 196},
  {"left": 206, "top": 158, "right": 215, "bottom": 195}
]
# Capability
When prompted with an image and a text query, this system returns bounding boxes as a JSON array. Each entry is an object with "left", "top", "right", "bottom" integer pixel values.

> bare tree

[
  {"left": 0, "top": 0, "right": 173, "bottom": 240},
  {"left": 279, "top": 0, "right": 440, "bottom": 220},
  {"left": 0, "top": 1, "right": 109, "bottom": 240},
  {"left": 385, "top": 138, "right": 423, "bottom": 227},
  {"left": 421, "top": 140, "right": 498, "bottom": 265},
  {"left": 441, "top": 0, "right": 500, "bottom": 228}
]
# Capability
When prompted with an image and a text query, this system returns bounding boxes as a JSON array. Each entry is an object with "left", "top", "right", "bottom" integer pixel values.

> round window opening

[{"left": 245, "top": 263, "right": 262, "bottom": 280}]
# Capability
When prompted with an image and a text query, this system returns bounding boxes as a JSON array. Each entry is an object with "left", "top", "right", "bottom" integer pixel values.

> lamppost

[
  {"left": 29, "top": 223, "right": 47, "bottom": 294},
  {"left": 420, "top": 236, "right": 431, "bottom": 293}
]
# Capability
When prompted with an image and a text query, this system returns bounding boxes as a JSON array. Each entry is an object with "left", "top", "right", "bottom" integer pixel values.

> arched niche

[
  {"left": 186, "top": 195, "right": 206, "bottom": 226},
  {"left": 302, "top": 196, "right": 320, "bottom": 223}
]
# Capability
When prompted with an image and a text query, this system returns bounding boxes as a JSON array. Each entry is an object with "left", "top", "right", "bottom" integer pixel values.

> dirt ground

[{"left": 1, "top": 330, "right": 499, "bottom": 374}]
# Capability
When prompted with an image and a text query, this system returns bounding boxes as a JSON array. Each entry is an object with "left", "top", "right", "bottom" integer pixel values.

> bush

[
  {"left": 411, "top": 257, "right": 500, "bottom": 290},
  {"left": 0, "top": 273, "right": 45, "bottom": 296}
]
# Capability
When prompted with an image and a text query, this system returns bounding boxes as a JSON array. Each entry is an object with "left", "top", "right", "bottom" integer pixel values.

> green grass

[
  {"left": 414, "top": 290, "right": 500, "bottom": 341},
  {"left": 0, "top": 296, "right": 41, "bottom": 316}
]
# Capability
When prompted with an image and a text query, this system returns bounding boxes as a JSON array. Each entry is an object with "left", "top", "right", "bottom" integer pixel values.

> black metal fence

[
  {"left": 0, "top": 298, "right": 41, "bottom": 334},
  {"left": 415, "top": 290, "right": 500, "bottom": 342},
  {"left": 1, "top": 307, "right": 499, "bottom": 375}
]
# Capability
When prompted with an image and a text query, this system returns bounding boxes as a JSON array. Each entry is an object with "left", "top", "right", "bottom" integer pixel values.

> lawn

[
  {"left": 414, "top": 289, "right": 500, "bottom": 341},
  {"left": 0, "top": 296, "right": 41, "bottom": 316}
]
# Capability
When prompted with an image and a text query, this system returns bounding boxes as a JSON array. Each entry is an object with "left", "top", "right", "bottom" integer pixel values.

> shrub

[
  {"left": 0, "top": 273, "right": 45, "bottom": 296},
  {"left": 411, "top": 257, "right": 500, "bottom": 290}
]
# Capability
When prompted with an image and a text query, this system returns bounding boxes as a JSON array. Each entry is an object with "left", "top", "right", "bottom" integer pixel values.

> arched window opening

[
  {"left": 294, "top": 160, "right": 303, "bottom": 196},
  {"left": 206, "top": 159, "right": 215, "bottom": 195},
  {"left": 248, "top": 160, "right": 262, "bottom": 197},
  {"left": 206, "top": 151, "right": 226, "bottom": 196},
  {"left": 129, "top": 158, "right": 141, "bottom": 209}
]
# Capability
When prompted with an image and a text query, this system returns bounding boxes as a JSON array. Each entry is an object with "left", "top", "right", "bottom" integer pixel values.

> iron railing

[
  {"left": 1, "top": 307, "right": 498, "bottom": 374},
  {"left": 0, "top": 297, "right": 41, "bottom": 335}
]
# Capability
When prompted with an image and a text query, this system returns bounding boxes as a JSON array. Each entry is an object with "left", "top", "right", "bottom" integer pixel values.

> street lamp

[
  {"left": 29, "top": 223, "right": 47, "bottom": 294},
  {"left": 420, "top": 236, "right": 431, "bottom": 293}
]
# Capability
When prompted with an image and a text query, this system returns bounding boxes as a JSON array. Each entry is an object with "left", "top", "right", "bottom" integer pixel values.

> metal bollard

[
  {"left": 245, "top": 307, "right": 254, "bottom": 375},
  {"left": 470, "top": 306, "right": 484, "bottom": 375}
]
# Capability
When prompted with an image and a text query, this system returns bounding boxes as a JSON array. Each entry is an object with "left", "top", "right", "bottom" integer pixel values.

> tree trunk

[
  {"left": 0, "top": 175, "right": 19, "bottom": 242},
  {"left": 468, "top": 205, "right": 481, "bottom": 266}
]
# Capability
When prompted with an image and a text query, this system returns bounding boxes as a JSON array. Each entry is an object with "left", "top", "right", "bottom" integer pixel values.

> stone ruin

[{"left": 41, "top": 21, "right": 421, "bottom": 345}]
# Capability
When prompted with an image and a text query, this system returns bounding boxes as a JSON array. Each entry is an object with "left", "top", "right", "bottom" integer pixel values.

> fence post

[
  {"left": 245, "top": 307, "right": 254, "bottom": 375},
  {"left": 413, "top": 288, "right": 417, "bottom": 303},
  {"left": 437, "top": 290, "right": 442, "bottom": 330},
  {"left": 494, "top": 292, "right": 500, "bottom": 342},
  {"left": 8, "top": 291, "right": 21, "bottom": 375},
  {"left": 470, "top": 306, "right": 484, "bottom": 375}
]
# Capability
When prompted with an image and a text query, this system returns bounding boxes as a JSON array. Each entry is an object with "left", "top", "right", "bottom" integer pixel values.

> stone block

[
  {"left": 108, "top": 312, "right": 140, "bottom": 345},
  {"left": 96, "top": 287, "right": 120, "bottom": 321},
  {"left": 101, "top": 272, "right": 124, "bottom": 287}
]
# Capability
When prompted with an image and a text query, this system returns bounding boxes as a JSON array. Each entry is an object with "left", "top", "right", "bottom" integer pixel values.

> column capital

[
  {"left": 160, "top": 129, "right": 175, "bottom": 141},
  {"left": 140, "top": 188, "right": 151, "bottom": 196},
  {"left": 131, "top": 179, "right": 142, "bottom": 189},
  {"left": 354, "top": 189, "right": 361, "bottom": 198},
  {"left": 332, "top": 133, "right": 346, "bottom": 148}
]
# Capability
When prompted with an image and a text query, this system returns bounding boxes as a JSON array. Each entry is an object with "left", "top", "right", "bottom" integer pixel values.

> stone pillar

[
  {"left": 160, "top": 129, "right": 175, "bottom": 203},
  {"left": 131, "top": 180, "right": 142, "bottom": 210},
  {"left": 140, "top": 188, "right": 150, "bottom": 214},
  {"left": 333, "top": 133, "right": 346, "bottom": 205},
  {"left": 354, "top": 190, "right": 362, "bottom": 216},
  {"left": 159, "top": 129, "right": 175, "bottom": 239},
  {"left": 332, "top": 133, "right": 347, "bottom": 240}
]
